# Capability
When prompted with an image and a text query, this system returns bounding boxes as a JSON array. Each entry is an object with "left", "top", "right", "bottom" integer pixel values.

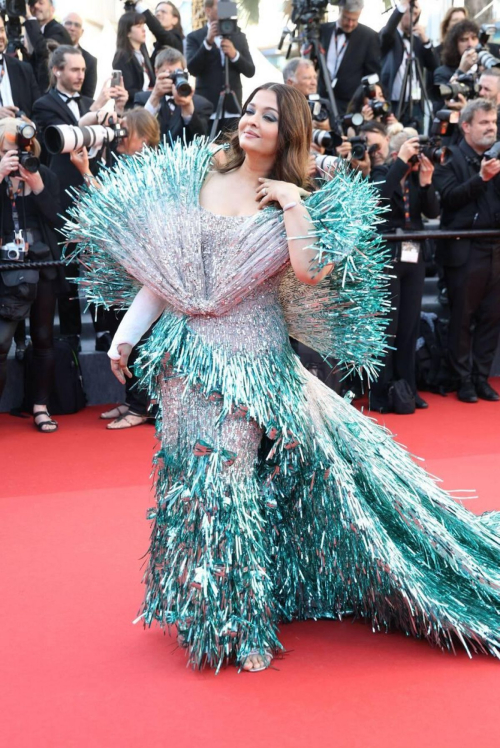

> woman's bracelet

[{"left": 282, "top": 201, "right": 300, "bottom": 212}]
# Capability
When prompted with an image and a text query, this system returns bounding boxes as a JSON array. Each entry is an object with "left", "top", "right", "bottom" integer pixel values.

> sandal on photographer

[
  {"left": 106, "top": 408, "right": 148, "bottom": 430},
  {"left": 33, "top": 407, "right": 58, "bottom": 433},
  {"left": 100, "top": 403, "right": 129, "bottom": 420}
]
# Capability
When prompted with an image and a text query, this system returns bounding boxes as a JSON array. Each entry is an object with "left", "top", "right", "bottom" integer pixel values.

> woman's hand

[
  {"left": 70, "top": 146, "right": 90, "bottom": 176},
  {"left": 255, "top": 177, "right": 301, "bottom": 210},
  {"left": 398, "top": 136, "right": 420, "bottom": 164},
  {"left": 361, "top": 103, "right": 374, "bottom": 121},
  {"left": 110, "top": 343, "right": 133, "bottom": 384},
  {"left": 418, "top": 154, "right": 434, "bottom": 186},
  {"left": 458, "top": 48, "right": 478, "bottom": 73},
  {"left": 0, "top": 149, "right": 19, "bottom": 180},
  {"left": 19, "top": 166, "right": 44, "bottom": 194}
]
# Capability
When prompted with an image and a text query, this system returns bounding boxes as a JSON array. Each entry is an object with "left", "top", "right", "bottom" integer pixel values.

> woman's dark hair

[
  {"left": 216, "top": 83, "right": 313, "bottom": 190},
  {"left": 116, "top": 11, "right": 145, "bottom": 59},
  {"left": 440, "top": 6, "right": 468, "bottom": 44},
  {"left": 346, "top": 82, "right": 388, "bottom": 115},
  {"left": 442, "top": 19, "right": 479, "bottom": 68}
]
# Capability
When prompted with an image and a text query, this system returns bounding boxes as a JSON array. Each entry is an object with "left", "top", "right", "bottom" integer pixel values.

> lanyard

[
  {"left": 330, "top": 33, "right": 349, "bottom": 78},
  {"left": 403, "top": 177, "right": 411, "bottom": 228},
  {"left": 1, "top": 177, "right": 27, "bottom": 246}
]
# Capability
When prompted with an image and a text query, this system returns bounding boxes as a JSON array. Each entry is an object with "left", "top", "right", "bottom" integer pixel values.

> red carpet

[{"left": 2, "top": 385, "right": 500, "bottom": 748}]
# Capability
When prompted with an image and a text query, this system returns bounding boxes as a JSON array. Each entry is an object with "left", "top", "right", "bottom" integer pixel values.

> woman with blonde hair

[{"left": 0, "top": 118, "right": 61, "bottom": 432}]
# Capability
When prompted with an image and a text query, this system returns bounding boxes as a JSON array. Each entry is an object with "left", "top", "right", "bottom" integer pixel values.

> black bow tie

[
  {"left": 403, "top": 33, "right": 412, "bottom": 41},
  {"left": 335, "top": 26, "right": 350, "bottom": 38},
  {"left": 58, "top": 92, "right": 81, "bottom": 103}
]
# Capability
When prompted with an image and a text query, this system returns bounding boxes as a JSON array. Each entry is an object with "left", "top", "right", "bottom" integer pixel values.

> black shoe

[
  {"left": 457, "top": 381, "right": 478, "bottom": 403},
  {"left": 415, "top": 394, "right": 429, "bottom": 409},
  {"left": 475, "top": 380, "right": 500, "bottom": 402},
  {"left": 95, "top": 331, "right": 113, "bottom": 352},
  {"left": 368, "top": 397, "right": 392, "bottom": 414}
]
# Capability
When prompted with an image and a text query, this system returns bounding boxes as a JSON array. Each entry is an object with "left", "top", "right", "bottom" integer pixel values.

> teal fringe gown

[{"left": 66, "top": 140, "right": 500, "bottom": 671}]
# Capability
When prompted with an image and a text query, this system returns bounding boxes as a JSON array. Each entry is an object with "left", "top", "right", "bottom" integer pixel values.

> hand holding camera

[
  {"left": 70, "top": 147, "right": 90, "bottom": 177},
  {"left": 220, "top": 37, "right": 237, "bottom": 60},
  {"left": 459, "top": 48, "right": 478, "bottom": 74},
  {"left": 0, "top": 105, "right": 19, "bottom": 119},
  {"left": 0, "top": 149, "right": 20, "bottom": 180},
  {"left": 398, "top": 136, "right": 421, "bottom": 164},
  {"left": 480, "top": 157, "right": 500, "bottom": 182},
  {"left": 418, "top": 154, "right": 434, "bottom": 187}
]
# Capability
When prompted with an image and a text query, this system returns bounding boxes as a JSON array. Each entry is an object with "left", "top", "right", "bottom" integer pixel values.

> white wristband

[{"left": 282, "top": 201, "right": 299, "bottom": 212}]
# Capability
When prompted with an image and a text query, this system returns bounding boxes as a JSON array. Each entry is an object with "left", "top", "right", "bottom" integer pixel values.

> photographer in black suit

[
  {"left": 319, "top": 0, "right": 380, "bottom": 119},
  {"left": 0, "top": 17, "right": 40, "bottom": 118},
  {"left": 186, "top": 0, "right": 255, "bottom": 132},
  {"left": 367, "top": 123, "right": 440, "bottom": 413},
  {"left": 380, "top": 0, "right": 437, "bottom": 130},
  {"left": 135, "top": 47, "right": 213, "bottom": 142},
  {"left": 32, "top": 45, "right": 128, "bottom": 344},
  {"left": 63, "top": 12, "right": 98, "bottom": 99},
  {"left": 131, "top": 1, "right": 184, "bottom": 67},
  {"left": 433, "top": 99, "right": 500, "bottom": 403},
  {"left": 23, "top": 0, "right": 72, "bottom": 90}
]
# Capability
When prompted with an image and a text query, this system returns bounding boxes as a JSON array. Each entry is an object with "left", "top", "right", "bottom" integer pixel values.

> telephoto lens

[
  {"left": 311, "top": 128, "right": 343, "bottom": 151},
  {"left": 44, "top": 124, "right": 128, "bottom": 155},
  {"left": 169, "top": 70, "right": 192, "bottom": 98},
  {"left": 371, "top": 99, "right": 391, "bottom": 119},
  {"left": 315, "top": 154, "right": 338, "bottom": 173},
  {"left": 349, "top": 136, "right": 367, "bottom": 160}
]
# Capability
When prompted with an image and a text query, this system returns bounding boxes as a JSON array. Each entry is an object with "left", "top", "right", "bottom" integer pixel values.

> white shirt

[
  {"left": 203, "top": 24, "right": 240, "bottom": 65},
  {"left": 390, "top": 29, "right": 422, "bottom": 102},
  {"left": 0, "top": 59, "right": 15, "bottom": 107},
  {"left": 134, "top": 50, "right": 150, "bottom": 91},
  {"left": 326, "top": 26, "right": 350, "bottom": 83},
  {"left": 57, "top": 89, "right": 80, "bottom": 121}
]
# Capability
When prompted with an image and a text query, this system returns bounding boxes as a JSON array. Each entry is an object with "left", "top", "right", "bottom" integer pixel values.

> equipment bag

[
  {"left": 415, "top": 312, "right": 453, "bottom": 395},
  {"left": 22, "top": 337, "right": 87, "bottom": 415}
]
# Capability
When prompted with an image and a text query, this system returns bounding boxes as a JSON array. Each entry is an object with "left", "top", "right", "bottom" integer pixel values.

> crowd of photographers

[{"left": 1, "top": 0, "right": 500, "bottom": 431}]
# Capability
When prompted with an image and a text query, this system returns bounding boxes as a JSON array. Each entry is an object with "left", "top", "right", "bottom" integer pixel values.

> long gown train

[{"left": 66, "top": 140, "right": 500, "bottom": 671}]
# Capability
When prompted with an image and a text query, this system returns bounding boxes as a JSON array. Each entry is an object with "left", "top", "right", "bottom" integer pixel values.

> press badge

[{"left": 400, "top": 241, "right": 420, "bottom": 263}]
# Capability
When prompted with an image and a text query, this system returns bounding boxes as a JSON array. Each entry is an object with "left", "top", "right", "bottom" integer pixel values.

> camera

[
  {"left": 0, "top": 0, "right": 26, "bottom": 55},
  {"left": 0, "top": 240, "right": 27, "bottom": 262},
  {"left": 429, "top": 108, "right": 460, "bottom": 143},
  {"left": 349, "top": 136, "right": 367, "bottom": 161},
  {"left": 361, "top": 73, "right": 380, "bottom": 100},
  {"left": 291, "top": 0, "right": 331, "bottom": 26},
  {"left": 168, "top": 69, "right": 192, "bottom": 98},
  {"left": 342, "top": 112, "right": 364, "bottom": 130},
  {"left": 475, "top": 24, "right": 500, "bottom": 70},
  {"left": 312, "top": 128, "right": 342, "bottom": 151},
  {"left": 217, "top": 0, "right": 238, "bottom": 37},
  {"left": 371, "top": 99, "right": 392, "bottom": 120},
  {"left": 307, "top": 94, "right": 329, "bottom": 123},
  {"left": 8, "top": 122, "right": 40, "bottom": 177},
  {"left": 44, "top": 121, "right": 128, "bottom": 155},
  {"left": 483, "top": 141, "right": 500, "bottom": 160},
  {"left": 438, "top": 73, "right": 478, "bottom": 101},
  {"left": 315, "top": 154, "right": 338, "bottom": 173},
  {"left": 409, "top": 135, "right": 450, "bottom": 166},
  {"left": 123, "top": 1, "right": 137, "bottom": 10},
  {"left": 0, "top": 0, "right": 26, "bottom": 15}
]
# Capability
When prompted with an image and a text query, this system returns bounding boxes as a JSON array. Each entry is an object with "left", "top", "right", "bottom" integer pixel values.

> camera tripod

[
  {"left": 396, "top": 0, "right": 432, "bottom": 128},
  {"left": 278, "top": 14, "right": 342, "bottom": 134},
  {"left": 210, "top": 53, "right": 242, "bottom": 140}
]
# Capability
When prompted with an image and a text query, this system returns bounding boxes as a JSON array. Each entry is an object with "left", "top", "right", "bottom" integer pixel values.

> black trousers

[
  {"left": 444, "top": 244, "right": 500, "bottom": 382},
  {"left": 58, "top": 260, "right": 82, "bottom": 336},
  {"left": 0, "top": 279, "right": 56, "bottom": 405},
  {"left": 371, "top": 257, "right": 426, "bottom": 403},
  {"left": 107, "top": 308, "right": 151, "bottom": 416}
]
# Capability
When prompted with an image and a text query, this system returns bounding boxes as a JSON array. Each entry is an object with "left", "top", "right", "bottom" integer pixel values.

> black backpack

[
  {"left": 415, "top": 313, "right": 453, "bottom": 395},
  {"left": 20, "top": 337, "right": 87, "bottom": 415}
]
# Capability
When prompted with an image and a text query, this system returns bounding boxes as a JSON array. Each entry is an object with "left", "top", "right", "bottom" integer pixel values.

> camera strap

[
  {"left": 1, "top": 178, "right": 27, "bottom": 247},
  {"left": 400, "top": 178, "right": 419, "bottom": 263}
]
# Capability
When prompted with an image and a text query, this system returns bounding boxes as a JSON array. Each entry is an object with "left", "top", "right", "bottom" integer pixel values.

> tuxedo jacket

[
  {"left": 112, "top": 47, "right": 155, "bottom": 109},
  {"left": 32, "top": 88, "right": 93, "bottom": 212},
  {"left": 380, "top": 7, "right": 438, "bottom": 98},
  {"left": 2, "top": 55, "right": 41, "bottom": 117},
  {"left": 186, "top": 26, "right": 255, "bottom": 112},
  {"left": 433, "top": 141, "right": 500, "bottom": 267},
  {"left": 134, "top": 91, "right": 213, "bottom": 142},
  {"left": 23, "top": 18, "right": 72, "bottom": 92},
  {"left": 79, "top": 47, "right": 98, "bottom": 99},
  {"left": 318, "top": 22, "right": 381, "bottom": 106}
]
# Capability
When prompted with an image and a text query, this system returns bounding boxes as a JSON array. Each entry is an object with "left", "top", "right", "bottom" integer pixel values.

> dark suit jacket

[
  {"left": 186, "top": 26, "right": 255, "bottom": 112},
  {"left": 2, "top": 55, "right": 41, "bottom": 117},
  {"left": 141, "top": 8, "right": 183, "bottom": 69},
  {"left": 79, "top": 47, "right": 98, "bottom": 99},
  {"left": 112, "top": 47, "right": 155, "bottom": 109},
  {"left": 24, "top": 18, "right": 73, "bottom": 93},
  {"left": 380, "top": 7, "right": 437, "bottom": 98},
  {"left": 318, "top": 21, "right": 380, "bottom": 109},
  {"left": 433, "top": 140, "right": 500, "bottom": 267},
  {"left": 32, "top": 88, "right": 93, "bottom": 212},
  {"left": 134, "top": 90, "right": 213, "bottom": 142}
]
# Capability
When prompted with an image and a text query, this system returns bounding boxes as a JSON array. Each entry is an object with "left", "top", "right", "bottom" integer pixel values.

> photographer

[
  {"left": 283, "top": 57, "right": 331, "bottom": 131},
  {"left": 23, "top": 0, "right": 72, "bottom": 90},
  {"left": 369, "top": 126, "right": 440, "bottom": 413},
  {"left": 112, "top": 10, "right": 155, "bottom": 107},
  {"left": 0, "top": 117, "right": 61, "bottom": 432},
  {"left": 70, "top": 108, "right": 161, "bottom": 429},
  {"left": 433, "top": 98, "right": 500, "bottom": 403},
  {"left": 319, "top": 0, "right": 380, "bottom": 118},
  {"left": 380, "top": 0, "right": 437, "bottom": 130},
  {"left": 479, "top": 69, "right": 500, "bottom": 109},
  {"left": 346, "top": 76, "right": 398, "bottom": 126},
  {"left": 134, "top": 47, "right": 213, "bottom": 142},
  {"left": 186, "top": 0, "right": 255, "bottom": 132},
  {"left": 32, "top": 45, "right": 128, "bottom": 347},
  {"left": 130, "top": 2, "right": 184, "bottom": 68},
  {"left": 0, "top": 16, "right": 40, "bottom": 119}
]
